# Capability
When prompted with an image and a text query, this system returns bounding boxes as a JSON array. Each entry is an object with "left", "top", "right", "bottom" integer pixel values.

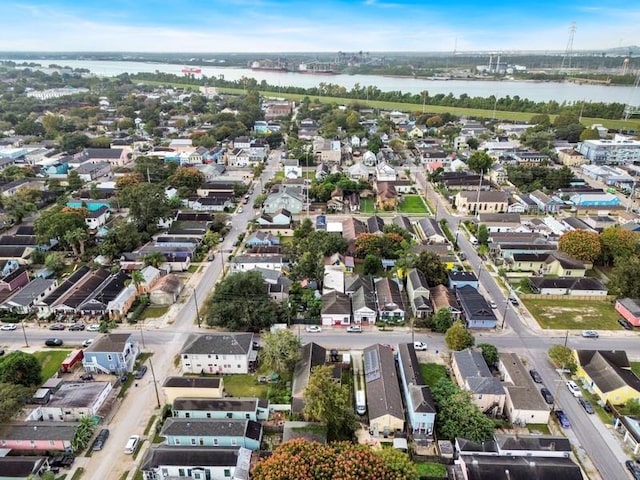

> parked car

[
  {"left": 134, "top": 366, "right": 148, "bottom": 379},
  {"left": 488, "top": 300, "right": 497, "bottom": 309},
  {"left": 540, "top": 387, "right": 554, "bottom": 405},
  {"left": 618, "top": 318, "right": 634, "bottom": 330},
  {"left": 92, "top": 429, "right": 110, "bottom": 452},
  {"left": 82, "top": 339, "right": 93, "bottom": 348},
  {"left": 581, "top": 330, "right": 599, "bottom": 338},
  {"left": 413, "top": 341, "right": 428, "bottom": 351},
  {"left": 86, "top": 324, "right": 101, "bottom": 332},
  {"left": 69, "top": 323, "right": 85, "bottom": 331},
  {"left": 305, "top": 325, "right": 322, "bottom": 333},
  {"left": 0, "top": 349, "right": 5, "bottom": 356},
  {"left": 626, "top": 460, "right": 640, "bottom": 480},
  {"left": 45, "top": 338, "right": 63, "bottom": 347},
  {"left": 554, "top": 409, "right": 571, "bottom": 428},
  {"left": 0, "top": 323, "right": 17, "bottom": 331},
  {"left": 49, "top": 323, "right": 66, "bottom": 331},
  {"left": 529, "top": 369, "right": 543, "bottom": 383},
  {"left": 508, "top": 296, "right": 519, "bottom": 306},
  {"left": 346, "top": 325, "right": 362, "bottom": 333},
  {"left": 566, "top": 380, "right": 582, "bottom": 397},
  {"left": 80, "top": 374, "right": 94, "bottom": 381},
  {"left": 578, "top": 398, "right": 595, "bottom": 414}
]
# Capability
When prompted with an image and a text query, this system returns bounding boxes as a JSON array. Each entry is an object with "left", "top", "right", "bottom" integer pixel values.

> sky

[{"left": 2, "top": 0, "right": 639, "bottom": 53}]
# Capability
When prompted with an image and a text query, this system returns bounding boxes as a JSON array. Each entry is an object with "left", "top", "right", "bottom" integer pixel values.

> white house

[
  {"left": 180, "top": 333, "right": 257, "bottom": 375},
  {"left": 230, "top": 255, "right": 287, "bottom": 273},
  {"left": 320, "top": 291, "right": 352, "bottom": 326},
  {"left": 375, "top": 162, "right": 397, "bottom": 182},
  {"left": 140, "top": 446, "right": 251, "bottom": 480}
]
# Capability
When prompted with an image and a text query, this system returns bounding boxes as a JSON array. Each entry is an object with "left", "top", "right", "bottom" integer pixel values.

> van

[
  {"left": 355, "top": 390, "right": 366, "bottom": 416},
  {"left": 124, "top": 435, "right": 140, "bottom": 454}
]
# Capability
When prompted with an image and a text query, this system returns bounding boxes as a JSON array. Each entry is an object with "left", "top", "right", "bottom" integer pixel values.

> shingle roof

[
  {"left": 453, "top": 349, "right": 505, "bottom": 396},
  {"left": 4, "top": 278, "right": 55, "bottom": 307},
  {"left": 576, "top": 350, "right": 640, "bottom": 394},
  {"left": 321, "top": 291, "right": 351, "bottom": 315},
  {"left": 494, "top": 433, "right": 571, "bottom": 453},
  {"left": 181, "top": 333, "right": 253, "bottom": 356},
  {"left": 455, "top": 285, "right": 496, "bottom": 322},
  {"left": 161, "top": 418, "right": 261, "bottom": 440},
  {"left": 0, "top": 457, "right": 47, "bottom": 477},
  {"left": 529, "top": 277, "right": 606, "bottom": 291},
  {"left": 291, "top": 342, "right": 327, "bottom": 413},
  {"left": 163, "top": 377, "right": 222, "bottom": 389},
  {"left": 618, "top": 298, "right": 640, "bottom": 316},
  {"left": 364, "top": 344, "right": 404, "bottom": 424},
  {"left": 172, "top": 397, "right": 259, "bottom": 412},
  {"left": 0, "top": 423, "right": 78, "bottom": 441},
  {"left": 499, "top": 353, "right": 549, "bottom": 411},
  {"left": 461, "top": 454, "right": 583, "bottom": 480},
  {"left": 85, "top": 333, "right": 132, "bottom": 353},
  {"left": 140, "top": 446, "right": 241, "bottom": 471},
  {"left": 397, "top": 343, "right": 436, "bottom": 414}
]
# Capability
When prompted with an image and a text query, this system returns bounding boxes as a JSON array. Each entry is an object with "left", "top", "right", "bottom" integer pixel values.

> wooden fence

[{"left": 519, "top": 294, "right": 617, "bottom": 302}]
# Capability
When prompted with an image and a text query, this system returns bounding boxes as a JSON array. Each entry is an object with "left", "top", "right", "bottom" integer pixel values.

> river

[{"left": 5, "top": 58, "right": 640, "bottom": 105}]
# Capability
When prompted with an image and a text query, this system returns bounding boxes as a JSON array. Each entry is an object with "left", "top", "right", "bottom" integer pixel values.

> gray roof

[
  {"left": 499, "top": 353, "right": 549, "bottom": 411},
  {"left": 375, "top": 277, "right": 405, "bottom": 312},
  {"left": 364, "top": 344, "right": 404, "bottom": 424},
  {"left": 494, "top": 433, "right": 572, "bottom": 453},
  {"left": 163, "top": 376, "right": 222, "bottom": 389},
  {"left": 141, "top": 446, "right": 241, "bottom": 471},
  {"left": 0, "top": 423, "right": 78, "bottom": 441},
  {"left": 461, "top": 454, "right": 583, "bottom": 480},
  {"left": 397, "top": 343, "right": 436, "bottom": 414},
  {"left": 292, "top": 342, "right": 327, "bottom": 413},
  {"left": 618, "top": 298, "right": 640, "bottom": 315},
  {"left": 459, "top": 190, "right": 509, "bottom": 203},
  {"left": 529, "top": 277, "right": 606, "bottom": 292},
  {"left": 85, "top": 333, "right": 132, "bottom": 353},
  {"left": 161, "top": 418, "right": 262, "bottom": 441},
  {"left": 172, "top": 397, "right": 260, "bottom": 412},
  {"left": 181, "top": 333, "right": 253, "bottom": 356},
  {"left": 47, "top": 381, "right": 111, "bottom": 408},
  {"left": 453, "top": 349, "right": 504, "bottom": 396},
  {"left": 407, "top": 268, "right": 430, "bottom": 292},
  {"left": 0, "top": 457, "right": 47, "bottom": 477},
  {"left": 417, "top": 217, "right": 444, "bottom": 238},
  {"left": 4, "top": 278, "right": 56, "bottom": 307},
  {"left": 455, "top": 285, "right": 497, "bottom": 322},
  {"left": 351, "top": 284, "right": 377, "bottom": 312},
  {"left": 392, "top": 215, "right": 415, "bottom": 234},
  {"left": 576, "top": 350, "right": 640, "bottom": 394},
  {"left": 321, "top": 291, "right": 351, "bottom": 315},
  {"left": 477, "top": 212, "right": 521, "bottom": 224}
]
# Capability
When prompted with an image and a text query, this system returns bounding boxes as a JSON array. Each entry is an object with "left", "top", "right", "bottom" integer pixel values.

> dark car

[
  {"left": 529, "top": 369, "right": 543, "bottom": 383},
  {"left": 554, "top": 409, "right": 571, "bottom": 428},
  {"left": 627, "top": 460, "right": 640, "bottom": 480},
  {"left": 540, "top": 387, "right": 554, "bottom": 405},
  {"left": 618, "top": 318, "right": 634, "bottom": 330},
  {"left": 69, "top": 323, "right": 85, "bottom": 331},
  {"left": 134, "top": 365, "right": 148, "bottom": 379},
  {"left": 80, "top": 374, "right": 94, "bottom": 381},
  {"left": 508, "top": 297, "right": 519, "bottom": 306},
  {"left": 578, "top": 398, "right": 595, "bottom": 414},
  {"left": 49, "top": 323, "right": 66, "bottom": 331},
  {"left": 45, "top": 338, "right": 63, "bottom": 347},
  {"left": 92, "top": 429, "right": 110, "bottom": 452}
]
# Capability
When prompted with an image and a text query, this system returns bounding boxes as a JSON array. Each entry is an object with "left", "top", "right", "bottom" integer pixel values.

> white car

[
  {"left": 489, "top": 300, "right": 498, "bottom": 309},
  {"left": 0, "top": 324, "right": 17, "bottom": 331},
  {"left": 566, "top": 380, "right": 582, "bottom": 397},
  {"left": 581, "top": 330, "right": 599, "bottom": 339},
  {"left": 82, "top": 339, "right": 94, "bottom": 348},
  {"left": 305, "top": 325, "right": 322, "bottom": 333},
  {"left": 413, "top": 341, "right": 428, "bottom": 351},
  {"left": 86, "top": 324, "right": 101, "bottom": 332},
  {"left": 237, "top": 207, "right": 244, "bottom": 213}
]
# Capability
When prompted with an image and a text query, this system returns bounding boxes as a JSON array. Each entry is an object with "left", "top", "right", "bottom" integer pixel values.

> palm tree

[
  {"left": 142, "top": 251, "right": 166, "bottom": 269},
  {"left": 131, "top": 269, "right": 144, "bottom": 295},
  {"left": 63, "top": 230, "right": 79, "bottom": 257}
]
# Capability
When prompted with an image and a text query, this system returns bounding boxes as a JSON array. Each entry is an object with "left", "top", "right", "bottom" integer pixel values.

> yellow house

[
  {"left": 574, "top": 350, "right": 640, "bottom": 405},
  {"left": 162, "top": 376, "right": 224, "bottom": 404},
  {"left": 510, "top": 252, "right": 586, "bottom": 276}
]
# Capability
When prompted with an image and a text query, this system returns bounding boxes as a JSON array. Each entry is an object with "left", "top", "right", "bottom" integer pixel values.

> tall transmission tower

[{"left": 560, "top": 22, "right": 576, "bottom": 72}]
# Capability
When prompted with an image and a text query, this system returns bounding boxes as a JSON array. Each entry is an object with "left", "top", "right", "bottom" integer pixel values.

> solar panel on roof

[{"left": 364, "top": 348, "right": 381, "bottom": 383}]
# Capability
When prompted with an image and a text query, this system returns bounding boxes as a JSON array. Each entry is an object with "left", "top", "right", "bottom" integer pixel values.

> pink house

[
  {"left": 0, "top": 423, "right": 76, "bottom": 452},
  {"left": 615, "top": 298, "right": 640, "bottom": 327},
  {"left": 0, "top": 266, "right": 29, "bottom": 292}
]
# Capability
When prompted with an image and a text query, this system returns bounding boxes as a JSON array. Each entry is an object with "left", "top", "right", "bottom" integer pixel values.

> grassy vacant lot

[
  {"left": 419, "top": 363, "right": 447, "bottom": 387},
  {"left": 33, "top": 349, "right": 71, "bottom": 381},
  {"left": 360, "top": 198, "right": 375, "bottom": 214},
  {"left": 416, "top": 462, "right": 447, "bottom": 478},
  {"left": 222, "top": 374, "right": 269, "bottom": 398},
  {"left": 139, "top": 305, "right": 170, "bottom": 319},
  {"left": 528, "top": 423, "right": 551, "bottom": 435},
  {"left": 398, "top": 194, "right": 428, "bottom": 214},
  {"left": 522, "top": 298, "right": 620, "bottom": 330}
]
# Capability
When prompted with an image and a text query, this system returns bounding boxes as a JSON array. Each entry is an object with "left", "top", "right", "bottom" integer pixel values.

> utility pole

[
  {"left": 148, "top": 358, "right": 161, "bottom": 408},
  {"left": 139, "top": 320, "right": 146, "bottom": 349},
  {"left": 21, "top": 320, "right": 29, "bottom": 348},
  {"left": 501, "top": 301, "right": 509, "bottom": 330},
  {"left": 192, "top": 287, "right": 201, "bottom": 328}
]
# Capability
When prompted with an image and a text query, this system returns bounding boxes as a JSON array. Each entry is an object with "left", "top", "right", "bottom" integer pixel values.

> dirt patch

[{"left": 539, "top": 306, "right": 600, "bottom": 321}]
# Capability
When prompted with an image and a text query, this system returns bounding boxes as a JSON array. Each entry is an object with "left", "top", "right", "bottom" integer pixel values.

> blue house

[
  {"left": 448, "top": 271, "right": 479, "bottom": 290},
  {"left": 455, "top": 285, "right": 497, "bottom": 329},
  {"left": 66, "top": 199, "right": 112, "bottom": 212},
  {"left": 82, "top": 333, "right": 139, "bottom": 374},
  {"left": 396, "top": 343, "right": 436, "bottom": 442},
  {"left": 172, "top": 397, "right": 269, "bottom": 421},
  {"left": 203, "top": 147, "right": 226, "bottom": 164},
  {"left": 244, "top": 231, "right": 280, "bottom": 248},
  {"left": 43, "top": 163, "right": 69, "bottom": 176},
  {"left": 160, "top": 419, "right": 262, "bottom": 451},
  {"left": 570, "top": 193, "right": 621, "bottom": 207}
]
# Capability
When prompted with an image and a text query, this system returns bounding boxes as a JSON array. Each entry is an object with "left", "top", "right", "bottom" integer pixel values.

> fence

[{"left": 519, "top": 294, "right": 617, "bottom": 301}]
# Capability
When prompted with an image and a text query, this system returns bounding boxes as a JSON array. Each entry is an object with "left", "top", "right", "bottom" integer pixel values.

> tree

[
  {"left": 0, "top": 382, "right": 31, "bottom": 423},
  {"left": 580, "top": 128, "right": 601, "bottom": 141},
  {"left": 478, "top": 343, "right": 499, "bottom": 366},
  {"left": 363, "top": 254, "right": 382, "bottom": 275},
  {"left": 609, "top": 256, "right": 640, "bottom": 298},
  {"left": 71, "top": 416, "right": 96, "bottom": 453},
  {"left": 558, "top": 230, "right": 601, "bottom": 264},
  {"left": 303, "top": 365, "right": 356, "bottom": 441},
  {"left": 413, "top": 251, "right": 448, "bottom": 286},
  {"left": 130, "top": 270, "right": 145, "bottom": 295},
  {"left": 44, "top": 253, "right": 65, "bottom": 276},
  {"left": 433, "top": 308, "right": 454, "bottom": 333},
  {"left": 367, "top": 135, "right": 383, "bottom": 154},
  {"left": 548, "top": 344, "right": 577, "bottom": 374},
  {"left": 466, "top": 137, "right": 479, "bottom": 150},
  {"left": 259, "top": 330, "right": 301, "bottom": 377},
  {"left": 1, "top": 189, "right": 38, "bottom": 224},
  {"left": 99, "top": 220, "right": 145, "bottom": 258},
  {"left": 476, "top": 224, "right": 489, "bottom": 246},
  {"left": 0, "top": 351, "right": 42, "bottom": 387},
  {"left": 599, "top": 227, "right": 638, "bottom": 266},
  {"left": 466, "top": 151, "right": 493, "bottom": 173},
  {"left": 206, "top": 271, "right": 279, "bottom": 331},
  {"left": 375, "top": 448, "right": 419, "bottom": 480},
  {"left": 67, "top": 170, "right": 83, "bottom": 191},
  {"left": 142, "top": 251, "right": 166, "bottom": 269},
  {"left": 35, "top": 206, "right": 87, "bottom": 245},
  {"left": 445, "top": 321, "right": 475, "bottom": 351},
  {"left": 168, "top": 167, "right": 205, "bottom": 196},
  {"left": 118, "top": 183, "right": 171, "bottom": 234}
]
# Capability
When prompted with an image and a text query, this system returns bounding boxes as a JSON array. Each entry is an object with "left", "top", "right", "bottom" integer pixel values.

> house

[
  {"left": 75, "top": 147, "right": 128, "bottom": 167},
  {"left": 140, "top": 446, "right": 251, "bottom": 480},
  {"left": 396, "top": 343, "right": 436, "bottom": 441},
  {"left": 106, "top": 283, "right": 137, "bottom": 321},
  {"left": 455, "top": 191, "right": 509, "bottom": 214},
  {"left": 366, "top": 215, "right": 385, "bottom": 235},
  {"left": 455, "top": 285, "right": 497, "bottom": 329},
  {"left": 406, "top": 268, "right": 431, "bottom": 319},
  {"left": 615, "top": 298, "right": 640, "bottom": 327},
  {"left": 2, "top": 278, "right": 57, "bottom": 314},
  {"left": 375, "top": 277, "right": 405, "bottom": 323},
  {"left": 510, "top": 252, "right": 586, "bottom": 276},
  {"left": 162, "top": 377, "right": 224, "bottom": 404},
  {"left": 180, "top": 333, "right": 256, "bottom": 375},
  {"left": 26, "top": 381, "right": 112, "bottom": 422},
  {"left": 0, "top": 457, "right": 49, "bottom": 479},
  {"left": 429, "top": 285, "right": 462, "bottom": 320},
  {"left": 570, "top": 192, "right": 620, "bottom": 208},
  {"left": 348, "top": 276, "right": 377, "bottom": 325},
  {"left": 392, "top": 215, "right": 417, "bottom": 239},
  {"left": 448, "top": 271, "right": 479, "bottom": 290},
  {"left": 375, "top": 162, "right": 396, "bottom": 182},
  {"left": 615, "top": 416, "right": 640, "bottom": 455},
  {"left": 320, "top": 291, "right": 351, "bottom": 326},
  {"left": 342, "top": 217, "right": 367, "bottom": 252},
  {"left": 415, "top": 218, "right": 447, "bottom": 244},
  {"left": 256, "top": 208, "right": 292, "bottom": 227},
  {"left": 499, "top": 352, "right": 550, "bottom": 425},
  {"left": 313, "top": 138, "right": 341, "bottom": 164},
  {"left": 172, "top": 397, "right": 269, "bottom": 421},
  {"left": 160, "top": 418, "right": 262, "bottom": 451},
  {"left": 283, "top": 159, "right": 302, "bottom": 179},
  {"left": 375, "top": 181, "right": 397, "bottom": 210},
  {"left": 84, "top": 205, "right": 110, "bottom": 230},
  {"left": 457, "top": 455, "right": 583, "bottom": 480},
  {"left": 74, "top": 161, "right": 111, "bottom": 182},
  {"left": 364, "top": 344, "right": 405, "bottom": 437},
  {"left": 574, "top": 350, "right": 640, "bottom": 405},
  {"left": 451, "top": 349, "right": 505, "bottom": 415},
  {"left": 82, "top": 333, "right": 139, "bottom": 374},
  {"left": 477, "top": 213, "right": 524, "bottom": 233},
  {"left": 230, "top": 254, "right": 287, "bottom": 273},
  {"left": 149, "top": 274, "right": 184, "bottom": 306},
  {"left": 292, "top": 342, "right": 328, "bottom": 414},
  {"left": 529, "top": 190, "right": 561, "bottom": 214},
  {"left": 347, "top": 162, "right": 371, "bottom": 181},
  {"left": 0, "top": 266, "right": 29, "bottom": 292},
  {"left": 0, "top": 423, "right": 78, "bottom": 452},
  {"left": 244, "top": 231, "right": 280, "bottom": 248},
  {"left": 528, "top": 277, "right": 607, "bottom": 296},
  {"left": 263, "top": 188, "right": 304, "bottom": 214}
]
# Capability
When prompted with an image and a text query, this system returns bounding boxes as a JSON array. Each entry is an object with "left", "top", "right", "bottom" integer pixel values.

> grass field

[
  {"left": 398, "top": 194, "right": 428, "bottom": 214},
  {"left": 222, "top": 374, "right": 269, "bottom": 398},
  {"left": 139, "top": 305, "right": 170, "bottom": 319},
  {"left": 416, "top": 462, "right": 447, "bottom": 478},
  {"left": 360, "top": 198, "right": 375, "bottom": 214},
  {"left": 522, "top": 298, "right": 620, "bottom": 330},
  {"left": 33, "top": 349, "right": 71, "bottom": 381},
  {"left": 419, "top": 363, "right": 448, "bottom": 387}
]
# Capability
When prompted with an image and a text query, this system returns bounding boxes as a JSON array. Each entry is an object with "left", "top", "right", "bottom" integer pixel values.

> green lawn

[
  {"left": 360, "top": 198, "right": 375, "bottom": 214},
  {"left": 222, "top": 374, "right": 269, "bottom": 398},
  {"left": 33, "top": 350, "right": 72, "bottom": 381},
  {"left": 398, "top": 194, "right": 428, "bottom": 214},
  {"left": 522, "top": 298, "right": 620, "bottom": 330},
  {"left": 419, "top": 363, "right": 447, "bottom": 387},
  {"left": 415, "top": 462, "right": 447, "bottom": 478},
  {"left": 139, "top": 305, "right": 170, "bottom": 319},
  {"left": 631, "top": 362, "right": 640, "bottom": 377},
  {"left": 528, "top": 423, "right": 551, "bottom": 435}
]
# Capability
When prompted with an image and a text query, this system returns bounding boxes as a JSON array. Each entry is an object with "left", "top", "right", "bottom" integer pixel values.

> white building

[
  {"left": 180, "top": 333, "right": 257, "bottom": 375},
  {"left": 578, "top": 136, "right": 640, "bottom": 165},
  {"left": 26, "top": 381, "right": 112, "bottom": 422}
]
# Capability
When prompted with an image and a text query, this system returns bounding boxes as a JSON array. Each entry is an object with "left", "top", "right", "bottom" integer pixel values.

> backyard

[
  {"left": 419, "top": 363, "right": 448, "bottom": 387},
  {"left": 522, "top": 298, "right": 620, "bottom": 330},
  {"left": 397, "top": 194, "right": 429, "bottom": 214},
  {"left": 33, "top": 349, "right": 71, "bottom": 381},
  {"left": 222, "top": 374, "right": 269, "bottom": 398}
]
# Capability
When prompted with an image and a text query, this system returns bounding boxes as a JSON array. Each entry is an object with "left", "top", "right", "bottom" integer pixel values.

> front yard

[
  {"left": 419, "top": 363, "right": 447, "bottom": 387},
  {"left": 33, "top": 349, "right": 72, "bottom": 381},
  {"left": 522, "top": 298, "right": 620, "bottom": 330},
  {"left": 397, "top": 194, "right": 429, "bottom": 214},
  {"left": 360, "top": 198, "right": 375, "bottom": 214},
  {"left": 222, "top": 374, "right": 269, "bottom": 398}
]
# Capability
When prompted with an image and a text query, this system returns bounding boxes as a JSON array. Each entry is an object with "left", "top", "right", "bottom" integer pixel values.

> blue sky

[{"left": 2, "top": 0, "right": 639, "bottom": 52}]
